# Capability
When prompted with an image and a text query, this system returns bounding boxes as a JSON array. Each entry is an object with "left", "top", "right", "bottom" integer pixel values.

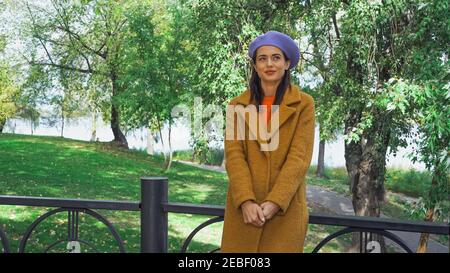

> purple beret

[{"left": 248, "top": 31, "right": 300, "bottom": 69}]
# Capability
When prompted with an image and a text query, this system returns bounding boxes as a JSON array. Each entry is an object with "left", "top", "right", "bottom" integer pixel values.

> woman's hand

[
  {"left": 260, "top": 201, "right": 280, "bottom": 220},
  {"left": 241, "top": 200, "right": 265, "bottom": 227}
]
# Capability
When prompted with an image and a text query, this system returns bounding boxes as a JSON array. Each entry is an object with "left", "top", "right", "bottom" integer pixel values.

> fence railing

[{"left": 0, "top": 177, "right": 448, "bottom": 253}]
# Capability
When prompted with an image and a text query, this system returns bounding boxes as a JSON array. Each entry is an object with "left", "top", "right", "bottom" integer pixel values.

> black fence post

[{"left": 140, "top": 177, "right": 168, "bottom": 253}]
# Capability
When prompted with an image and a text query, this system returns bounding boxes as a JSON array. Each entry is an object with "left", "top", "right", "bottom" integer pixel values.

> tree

[
  {"left": 301, "top": 0, "right": 448, "bottom": 251},
  {"left": 0, "top": 13, "right": 19, "bottom": 132},
  {"left": 388, "top": 79, "right": 449, "bottom": 252},
  {"left": 301, "top": 0, "right": 341, "bottom": 178},
  {"left": 20, "top": 0, "right": 133, "bottom": 148},
  {"left": 394, "top": 0, "right": 449, "bottom": 251},
  {"left": 0, "top": 59, "right": 19, "bottom": 133},
  {"left": 46, "top": 68, "right": 88, "bottom": 137},
  {"left": 413, "top": 84, "right": 449, "bottom": 252},
  {"left": 119, "top": 0, "right": 196, "bottom": 171},
  {"left": 16, "top": 60, "right": 50, "bottom": 135}
]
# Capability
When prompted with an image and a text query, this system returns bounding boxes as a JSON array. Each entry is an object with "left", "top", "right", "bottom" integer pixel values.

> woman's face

[{"left": 253, "top": 45, "right": 290, "bottom": 85}]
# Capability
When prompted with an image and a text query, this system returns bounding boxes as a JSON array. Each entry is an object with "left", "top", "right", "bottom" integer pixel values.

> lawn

[{"left": 0, "top": 134, "right": 228, "bottom": 253}]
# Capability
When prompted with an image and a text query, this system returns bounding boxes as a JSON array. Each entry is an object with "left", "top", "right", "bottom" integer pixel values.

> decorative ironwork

[
  {"left": 1, "top": 177, "right": 448, "bottom": 253},
  {"left": 18, "top": 207, "right": 126, "bottom": 253},
  {"left": 180, "top": 216, "right": 224, "bottom": 253},
  {"left": 312, "top": 227, "right": 414, "bottom": 253}
]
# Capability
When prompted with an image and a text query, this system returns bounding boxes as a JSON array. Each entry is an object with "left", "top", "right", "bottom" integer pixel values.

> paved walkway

[{"left": 175, "top": 160, "right": 449, "bottom": 253}]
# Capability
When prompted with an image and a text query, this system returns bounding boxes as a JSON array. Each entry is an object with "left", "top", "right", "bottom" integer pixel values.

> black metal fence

[{"left": 0, "top": 177, "right": 448, "bottom": 253}]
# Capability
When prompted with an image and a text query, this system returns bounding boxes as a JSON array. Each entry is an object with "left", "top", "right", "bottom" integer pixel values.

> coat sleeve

[
  {"left": 224, "top": 102, "right": 257, "bottom": 210},
  {"left": 263, "top": 94, "right": 315, "bottom": 214}
]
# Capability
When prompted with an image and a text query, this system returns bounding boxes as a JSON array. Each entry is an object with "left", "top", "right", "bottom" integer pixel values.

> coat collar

[
  {"left": 234, "top": 84, "right": 302, "bottom": 155},
  {"left": 234, "top": 84, "right": 302, "bottom": 106}
]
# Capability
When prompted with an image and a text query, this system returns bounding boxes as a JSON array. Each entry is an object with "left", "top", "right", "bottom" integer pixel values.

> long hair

[{"left": 249, "top": 51, "right": 291, "bottom": 112}]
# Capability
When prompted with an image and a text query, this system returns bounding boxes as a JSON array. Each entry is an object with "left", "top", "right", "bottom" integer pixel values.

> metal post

[{"left": 140, "top": 177, "right": 168, "bottom": 253}]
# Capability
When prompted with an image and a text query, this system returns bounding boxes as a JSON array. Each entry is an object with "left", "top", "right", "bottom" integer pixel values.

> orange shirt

[{"left": 261, "top": 96, "right": 275, "bottom": 125}]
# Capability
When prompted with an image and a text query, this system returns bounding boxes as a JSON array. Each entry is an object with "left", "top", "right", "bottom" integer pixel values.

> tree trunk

[
  {"left": 345, "top": 109, "right": 390, "bottom": 252},
  {"left": 345, "top": 110, "right": 363, "bottom": 196},
  {"left": 146, "top": 128, "right": 154, "bottom": 155},
  {"left": 163, "top": 122, "right": 173, "bottom": 171},
  {"left": 353, "top": 148, "right": 386, "bottom": 216},
  {"left": 111, "top": 104, "right": 128, "bottom": 148},
  {"left": 111, "top": 74, "right": 128, "bottom": 148},
  {"left": 0, "top": 119, "right": 5, "bottom": 133},
  {"left": 90, "top": 110, "right": 97, "bottom": 142},
  {"left": 157, "top": 117, "right": 167, "bottom": 163},
  {"left": 316, "top": 139, "right": 326, "bottom": 178},
  {"left": 416, "top": 207, "right": 434, "bottom": 253},
  {"left": 61, "top": 111, "right": 64, "bottom": 138},
  {"left": 416, "top": 168, "right": 440, "bottom": 253}
]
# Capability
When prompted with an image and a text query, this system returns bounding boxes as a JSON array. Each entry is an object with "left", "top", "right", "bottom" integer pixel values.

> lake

[{"left": 3, "top": 116, "right": 425, "bottom": 170}]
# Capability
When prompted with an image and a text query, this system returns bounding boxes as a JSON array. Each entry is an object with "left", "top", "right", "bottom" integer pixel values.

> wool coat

[{"left": 220, "top": 84, "right": 315, "bottom": 253}]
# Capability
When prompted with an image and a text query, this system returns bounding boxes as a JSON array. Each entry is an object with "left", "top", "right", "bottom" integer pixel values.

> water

[{"left": 3, "top": 117, "right": 425, "bottom": 170}]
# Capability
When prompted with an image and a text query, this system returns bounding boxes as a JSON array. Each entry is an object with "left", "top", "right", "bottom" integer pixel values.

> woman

[{"left": 221, "top": 31, "right": 315, "bottom": 253}]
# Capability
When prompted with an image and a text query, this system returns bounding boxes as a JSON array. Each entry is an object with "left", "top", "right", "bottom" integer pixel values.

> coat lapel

[{"left": 234, "top": 85, "right": 302, "bottom": 156}]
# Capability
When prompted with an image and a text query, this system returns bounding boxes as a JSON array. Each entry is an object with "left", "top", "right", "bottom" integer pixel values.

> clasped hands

[{"left": 241, "top": 200, "right": 280, "bottom": 228}]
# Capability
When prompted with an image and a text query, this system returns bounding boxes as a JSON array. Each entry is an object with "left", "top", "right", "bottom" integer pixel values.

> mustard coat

[{"left": 220, "top": 84, "right": 315, "bottom": 253}]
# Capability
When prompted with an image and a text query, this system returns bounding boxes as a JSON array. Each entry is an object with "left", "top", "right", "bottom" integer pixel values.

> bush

[
  {"left": 201, "top": 148, "right": 224, "bottom": 166},
  {"left": 173, "top": 150, "right": 194, "bottom": 161},
  {"left": 385, "top": 168, "right": 432, "bottom": 198},
  {"left": 173, "top": 148, "right": 224, "bottom": 166}
]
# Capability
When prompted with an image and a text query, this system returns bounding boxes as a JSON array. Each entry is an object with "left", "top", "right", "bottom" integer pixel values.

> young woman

[{"left": 221, "top": 31, "right": 316, "bottom": 253}]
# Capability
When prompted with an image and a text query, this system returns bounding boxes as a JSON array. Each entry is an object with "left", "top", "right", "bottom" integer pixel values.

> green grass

[
  {"left": 0, "top": 134, "right": 229, "bottom": 253},
  {"left": 307, "top": 166, "right": 350, "bottom": 196},
  {"left": 172, "top": 150, "right": 194, "bottom": 162}
]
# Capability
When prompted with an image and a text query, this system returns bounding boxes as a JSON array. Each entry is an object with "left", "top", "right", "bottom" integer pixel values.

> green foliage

[
  {"left": 172, "top": 149, "right": 194, "bottom": 161},
  {"left": 119, "top": 0, "right": 191, "bottom": 132},
  {"left": 404, "top": 197, "right": 449, "bottom": 223},
  {"left": 0, "top": 63, "right": 18, "bottom": 128},
  {"left": 303, "top": 0, "right": 449, "bottom": 217},
  {"left": 0, "top": 35, "right": 19, "bottom": 129},
  {"left": 385, "top": 168, "right": 432, "bottom": 198},
  {"left": 173, "top": 148, "right": 224, "bottom": 166},
  {"left": 16, "top": 0, "right": 141, "bottom": 142}
]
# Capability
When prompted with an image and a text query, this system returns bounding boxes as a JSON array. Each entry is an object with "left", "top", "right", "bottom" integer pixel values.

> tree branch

[
  {"left": 28, "top": 60, "right": 104, "bottom": 76},
  {"left": 25, "top": 2, "right": 54, "bottom": 64},
  {"left": 51, "top": 0, "right": 107, "bottom": 59},
  {"left": 332, "top": 13, "right": 341, "bottom": 40}
]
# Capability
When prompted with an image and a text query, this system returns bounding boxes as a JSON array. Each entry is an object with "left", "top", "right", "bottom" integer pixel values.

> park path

[{"left": 175, "top": 160, "right": 449, "bottom": 253}]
